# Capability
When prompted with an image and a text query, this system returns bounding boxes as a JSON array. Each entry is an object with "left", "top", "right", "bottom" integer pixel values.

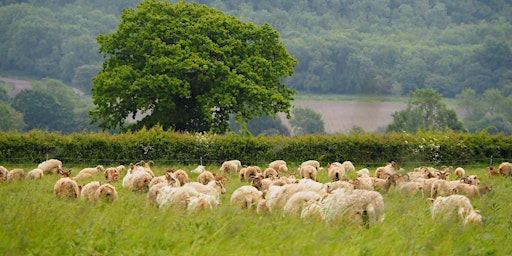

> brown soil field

[
  {"left": 1, "top": 76, "right": 406, "bottom": 134},
  {"left": 281, "top": 101, "right": 406, "bottom": 134}
]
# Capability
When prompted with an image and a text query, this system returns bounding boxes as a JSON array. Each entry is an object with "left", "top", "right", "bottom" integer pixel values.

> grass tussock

[{"left": 0, "top": 163, "right": 511, "bottom": 255}]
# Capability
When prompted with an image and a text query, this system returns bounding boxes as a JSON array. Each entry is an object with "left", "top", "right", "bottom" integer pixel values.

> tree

[
  {"left": 0, "top": 102, "right": 26, "bottom": 132},
  {"left": 229, "top": 114, "right": 290, "bottom": 136},
  {"left": 289, "top": 106, "right": 325, "bottom": 136},
  {"left": 90, "top": 0, "right": 297, "bottom": 133},
  {"left": 386, "top": 89, "right": 466, "bottom": 133}
]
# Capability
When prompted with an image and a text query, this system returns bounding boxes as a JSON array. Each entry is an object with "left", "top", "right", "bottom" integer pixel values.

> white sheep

[
  {"left": 93, "top": 183, "right": 118, "bottom": 203},
  {"left": 375, "top": 161, "right": 400, "bottom": 179},
  {"left": 342, "top": 161, "right": 356, "bottom": 173},
  {"left": 263, "top": 168, "right": 279, "bottom": 179},
  {"left": 327, "top": 163, "right": 345, "bottom": 182},
  {"left": 156, "top": 185, "right": 200, "bottom": 210},
  {"left": 430, "top": 179, "right": 463, "bottom": 198},
  {"left": 72, "top": 172, "right": 94, "bottom": 181},
  {"left": 269, "top": 160, "right": 287, "bottom": 170},
  {"left": 123, "top": 164, "right": 153, "bottom": 191},
  {"left": 27, "top": 168, "right": 44, "bottom": 180},
  {"left": 230, "top": 185, "right": 263, "bottom": 210},
  {"left": 429, "top": 194, "right": 480, "bottom": 225},
  {"left": 220, "top": 160, "right": 242, "bottom": 174},
  {"left": 396, "top": 181, "right": 424, "bottom": 197},
  {"left": 265, "top": 183, "right": 309, "bottom": 213},
  {"left": 0, "top": 166, "right": 8, "bottom": 182},
  {"left": 190, "top": 165, "right": 206, "bottom": 174},
  {"left": 454, "top": 167, "right": 465, "bottom": 179},
  {"left": 299, "top": 165, "right": 317, "bottom": 181},
  {"left": 173, "top": 169, "right": 190, "bottom": 186},
  {"left": 104, "top": 167, "right": 120, "bottom": 183},
  {"left": 186, "top": 193, "right": 220, "bottom": 212},
  {"left": 463, "top": 210, "right": 483, "bottom": 226},
  {"left": 183, "top": 180, "right": 226, "bottom": 201},
  {"left": 7, "top": 168, "right": 25, "bottom": 181},
  {"left": 37, "top": 159, "right": 62, "bottom": 174},
  {"left": 198, "top": 171, "right": 216, "bottom": 185},
  {"left": 81, "top": 181, "right": 102, "bottom": 202},
  {"left": 282, "top": 191, "right": 322, "bottom": 217},
  {"left": 351, "top": 176, "right": 374, "bottom": 191},
  {"left": 498, "top": 162, "right": 512, "bottom": 176},
  {"left": 54, "top": 169, "right": 81, "bottom": 199},
  {"left": 356, "top": 168, "right": 371, "bottom": 177},
  {"left": 299, "top": 160, "right": 321, "bottom": 170},
  {"left": 78, "top": 165, "right": 105, "bottom": 176},
  {"left": 325, "top": 180, "right": 354, "bottom": 193}
]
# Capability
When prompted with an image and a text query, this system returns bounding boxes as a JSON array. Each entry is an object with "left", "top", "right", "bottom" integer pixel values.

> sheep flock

[{"left": 3, "top": 158, "right": 509, "bottom": 229}]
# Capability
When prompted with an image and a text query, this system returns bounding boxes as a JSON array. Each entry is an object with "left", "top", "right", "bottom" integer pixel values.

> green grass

[{"left": 1, "top": 163, "right": 511, "bottom": 255}]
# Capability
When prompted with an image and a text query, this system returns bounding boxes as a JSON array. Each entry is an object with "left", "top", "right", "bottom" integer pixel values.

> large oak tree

[{"left": 90, "top": 0, "right": 297, "bottom": 133}]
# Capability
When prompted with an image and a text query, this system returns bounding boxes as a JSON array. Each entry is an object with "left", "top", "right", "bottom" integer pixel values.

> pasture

[{"left": 0, "top": 162, "right": 511, "bottom": 255}]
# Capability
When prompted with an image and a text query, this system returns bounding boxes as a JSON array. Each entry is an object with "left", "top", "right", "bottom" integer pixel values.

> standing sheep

[
  {"left": 429, "top": 194, "right": 481, "bottom": 225},
  {"left": 342, "top": 161, "right": 356, "bottom": 173},
  {"left": 81, "top": 181, "right": 102, "bottom": 202},
  {"left": 230, "top": 185, "right": 264, "bottom": 210},
  {"left": 0, "top": 166, "right": 8, "bottom": 183},
  {"left": 375, "top": 161, "right": 400, "bottom": 179},
  {"left": 104, "top": 167, "right": 120, "bottom": 183},
  {"left": 27, "top": 168, "right": 44, "bottom": 180},
  {"left": 263, "top": 168, "right": 279, "bottom": 179},
  {"left": 198, "top": 171, "right": 216, "bottom": 185},
  {"left": 299, "top": 165, "right": 317, "bottom": 181},
  {"left": 282, "top": 191, "right": 322, "bottom": 217},
  {"left": 37, "top": 159, "right": 62, "bottom": 174},
  {"left": 7, "top": 169, "right": 25, "bottom": 181},
  {"left": 54, "top": 169, "right": 81, "bottom": 199},
  {"left": 220, "top": 160, "right": 242, "bottom": 174},
  {"left": 93, "top": 183, "right": 118, "bottom": 203},
  {"left": 173, "top": 169, "right": 190, "bottom": 186},
  {"left": 498, "top": 162, "right": 512, "bottom": 177},
  {"left": 327, "top": 163, "right": 345, "bottom": 182}
]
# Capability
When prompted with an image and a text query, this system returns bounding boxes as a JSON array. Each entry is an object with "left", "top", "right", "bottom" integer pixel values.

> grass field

[{"left": 1, "top": 162, "right": 511, "bottom": 255}]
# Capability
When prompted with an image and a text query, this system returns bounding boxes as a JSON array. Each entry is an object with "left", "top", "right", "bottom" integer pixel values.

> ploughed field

[{"left": 0, "top": 162, "right": 510, "bottom": 255}]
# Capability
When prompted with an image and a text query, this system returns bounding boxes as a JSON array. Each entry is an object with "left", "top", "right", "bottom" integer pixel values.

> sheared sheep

[
  {"left": 7, "top": 168, "right": 25, "bottom": 181},
  {"left": 27, "top": 168, "right": 44, "bottom": 180},
  {"left": 220, "top": 160, "right": 242, "bottom": 174},
  {"left": 230, "top": 185, "right": 263, "bottom": 210},
  {"left": 429, "top": 194, "right": 481, "bottom": 225},
  {"left": 104, "top": 167, "right": 120, "bottom": 183},
  {"left": 54, "top": 169, "right": 81, "bottom": 199},
  {"left": 37, "top": 159, "right": 62, "bottom": 174}
]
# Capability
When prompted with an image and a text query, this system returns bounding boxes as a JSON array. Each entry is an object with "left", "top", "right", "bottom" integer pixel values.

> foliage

[
  {"left": 0, "top": 102, "right": 26, "bottom": 132},
  {"left": 229, "top": 114, "right": 290, "bottom": 136},
  {"left": 90, "top": 0, "right": 297, "bottom": 133},
  {"left": 289, "top": 106, "right": 325, "bottom": 136},
  {"left": 387, "top": 89, "right": 466, "bottom": 133}
]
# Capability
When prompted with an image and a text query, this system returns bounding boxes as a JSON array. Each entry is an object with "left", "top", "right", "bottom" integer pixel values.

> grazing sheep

[
  {"left": 136, "top": 160, "right": 155, "bottom": 178},
  {"left": 451, "top": 183, "right": 492, "bottom": 198},
  {"left": 184, "top": 180, "right": 226, "bottom": 201},
  {"left": 156, "top": 185, "right": 200, "bottom": 210},
  {"left": 230, "top": 185, "right": 263, "bottom": 210},
  {"left": 396, "top": 181, "right": 424, "bottom": 197},
  {"left": 282, "top": 191, "right": 322, "bottom": 217},
  {"left": 263, "top": 168, "right": 279, "bottom": 179},
  {"left": 463, "top": 210, "right": 483, "bottom": 226},
  {"left": 240, "top": 166, "right": 261, "bottom": 181},
  {"left": 498, "top": 162, "right": 512, "bottom": 177},
  {"left": 78, "top": 165, "right": 105, "bottom": 176},
  {"left": 186, "top": 193, "right": 220, "bottom": 212},
  {"left": 269, "top": 160, "right": 287, "bottom": 171},
  {"left": 375, "top": 161, "right": 400, "bottom": 179},
  {"left": 93, "top": 183, "right": 118, "bottom": 203},
  {"left": 7, "top": 169, "right": 25, "bottom": 181},
  {"left": 27, "top": 168, "right": 44, "bottom": 180},
  {"left": 104, "top": 167, "right": 120, "bottom": 183},
  {"left": 0, "top": 166, "right": 8, "bottom": 182},
  {"left": 256, "top": 198, "right": 269, "bottom": 215},
  {"left": 173, "top": 169, "right": 190, "bottom": 186},
  {"left": 72, "top": 172, "right": 94, "bottom": 181},
  {"left": 300, "top": 160, "right": 321, "bottom": 170},
  {"left": 54, "top": 169, "right": 81, "bottom": 199},
  {"left": 430, "top": 179, "right": 463, "bottom": 198},
  {"left": 147, "top": 183, "right": 168, "bottom": 207},
  {"left": 123, "top": 164, "right": 153, "bottom": 191},
  {"left": 325, "top": 180, "right": 354, "bottom": 193},
  {"left": 37, "top": 159, "right": 62, "bottom": 174},
  {"left": 265, "top": 183, "right": 308, "bottom": 213},
  {"left": 454, "top": 167, "right": 465, "bottom": 180},
  {"left": 488, "top": 166, "right": 500, "bottom": 178},
  {"left": 372, "top": 174, "right": 395, "bottom": 193},
  {"left": 327, "top": 163, "right": 345, "bottom": 182},
  {"left": 342, "top": 161, "right": 356, "bottom": 173},
  {"left": 198, "top": 171, "right": 216, "bottom": 185},
  {"left": 351, "top": 176, "right": 374, "bottom": 191},
  {"left": 429, "top": 195, "right": 480, "bottom": 225},
  {"left": 463, "top": 175, "right": 480, "bottom": 185},
  {"left": 220, "top": 160, "right": 242, "bottom": 174},
  {"left": 299, "top": 165, "right": 317, "bottom": 181},
  {"left": 81, "top": 181, "right": 102, "bottom": 202}
]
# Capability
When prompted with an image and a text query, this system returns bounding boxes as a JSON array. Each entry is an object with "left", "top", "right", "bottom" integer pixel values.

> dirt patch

[
  {"left": 0, "top": 77, "right": 33, "bottom": 97},
  {"left": 281, "top": 101, "right": 407, "bottom": 134}
]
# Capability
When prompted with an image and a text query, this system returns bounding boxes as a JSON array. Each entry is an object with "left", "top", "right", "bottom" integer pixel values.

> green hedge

[{"left": 1, "top": 127, "right": 511, "bottom": 167}]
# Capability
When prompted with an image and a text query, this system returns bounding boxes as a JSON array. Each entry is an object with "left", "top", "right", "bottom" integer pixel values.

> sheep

[
  {"left": 269, "top": 160, "right": 287, "bottom": 171},
  {"left": 256, "top": 198, "right": 269, "bottom": 215},
  {"left": 375, "top": 161, "right": 400, "bottom": 179},
  {"left": 186, "top": 193, "right": 220, "bottom": 212},
  {"left": 104, "top": 167, "right": 120, "bottom": 183},
  {"left": 37, "top": 159, "right": 62, "bottom": 174},
  {"left": 351, "top": 176, "right": 374, "bottom": 191},
  {"left": 454, "top": 167, "right": 465, "bottom": 180},
  {"left": 327, "top": 163, "right": 345, "bottom": 182},
  {"left": 147, "top": 174, "right": 181, "bottom": 207},
  {"left": 263, "top": 168, "right": 279, "bottom": 179},
  {"left": 463, "top": 175, "right": 480, "bottom": 185},
  {"left": 220, "top": 160, "right": 242, "bottom": 174},
  {"left": 230, "top": 185, "right": 263, "bottom": 210},
  {"left": 342, "top": 161, "right": 356, "bottom": 173},
  {"left": 463, "top": 210, "right": 483, "bottom": 226},
  {"left": 156, "top": 185, "right": 200, "bottom": 210},
  {"left": 183, "top": 180, "right": 226, "bottom": 201},
  {"left": 498, "top": 162, "right": 512, "bottom": 177},
  {"left": 135, "top": 160, "right": 155, "bottom": 178},
  {"left": 356, "top": 168, "right": 371, "bottom": 178},
  {"left": 123, "top": 164, "right": 153, "bottom": 191},
  {"left": 0, "top": 166, "right": 8, "bottom": 182},
  {"left": 198, "top": 171, "right": 216, "bottom": 185},
  {"left": 93, "top": 183, "right": 118, "bottom": 203},
  {"left": 78, "top": 165, "right": 105, "bottom": 176},
  {"left": 81, "top": 181, "right": 102, "bottom": 202},
  {"left": 282, "top": 191, "right": 322, "bottom": 217},
  {"left": 299, "top": 165, "right": 317, "bottom": 181},
  {"left": 72, "top": 172, "right": 94, "bottom": 181},
  {"left": 239, "top": 166, "right": 261, "bottom": 181},
  {"left": 372, "top": 174, "right": 395, "bottom": 193},
  {"left": 173, "top": 169, "right": 190, "bottom": 186},
  {"left": 27, "top": 168, "right": 44, "bottom": 180},
  {"left": 451, "top": 183, "right": 492, "bottom": 198},
  {"left": 396, "top": 181, "right": 424, "bottom": 197},
  {"left": 325, "top": 180, "right": 354, "bottom": 193},
  {"left": 116, "top": 165, "right": 126, "bottom": 173},
  {"left": 7, "top": 168, "right": 25, "bottom": 181},
  {"left": 54, "top": 169, "right": 81, "bottom": 199},
  {"left": 190, "top": 165, "right": 206, "bottom": 174},
  {"left": 430, "top": 179, "right": 464, "bottom": 198},
  {"left": 265, "top": 183, "right": 309, "bottom": 213},
  {"left": 429, "top": 195, "right": 481, "bottom": 225},
  {"left": 488, "top": 166, "right": 500, "bottom": 178},
  {"left": 435, "top": 169, "right": 451, "bottom": 181}
]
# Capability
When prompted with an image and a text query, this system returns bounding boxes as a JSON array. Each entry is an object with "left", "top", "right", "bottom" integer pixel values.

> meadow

[{"left": 1, "top": 162, "right": 511, "bottom": 255}]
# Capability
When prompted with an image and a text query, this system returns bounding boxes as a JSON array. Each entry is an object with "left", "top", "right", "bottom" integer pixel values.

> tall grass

[{"left": 0, "top": 163, "right": 511, "bottom": 255}]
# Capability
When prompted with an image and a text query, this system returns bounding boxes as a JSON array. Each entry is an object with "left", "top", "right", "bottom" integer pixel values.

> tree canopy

[
  {"left": 90, "top": 0, "right": 297, "bottom": 133},
  {"left": 386, "top": 89, "right": 465, "bottom": 133},
  {"left": 289, "top": 106, "right": 326, "bottom": 136}
]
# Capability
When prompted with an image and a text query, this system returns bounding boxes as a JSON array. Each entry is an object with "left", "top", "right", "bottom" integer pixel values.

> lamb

[
  {"left": 263, "top": 168, "right": 279, "bottom": 179},
  {"left": 230, "top": 185, "right": 263, "bottom": 210},
  {"left": 375, "top": 161, "right": 400, "bottom": 179},
  {"left": 220, "top": 159, "right": 242, "bottom": 174},
  {"left": 429, "top": 194, "right": 482, "bottom": 225},
  {"left": 7, "top": 168, "right": 25, "bottom": 181},
  {"left": 498, "top": 162, "right": 512, "bottom": 176},
  {"left": 78, "top": 165, "right": 105, "bottom": 176},
  {"left": 327, "top": 162, "right": 345, "bottom": 182},
  {"left": 93, "top": 183, "right": 118, "bottom": 203},
  {"left": 54, "top": 169, "right": 81, "bottom": 199},
  {"left": 27, "top": 168, "right": 44, "bottom": 180},
  {"left": 454, "top": 167, "right": 465, "bottom": 180},
  {"left": 282, "top": 191, "right": 322, "bottom": 217},
  {"left": 104, "top": 167, "right": 120, "bottom": 183},
  {"left": 299, "top": 165, "right": 317, "bottom": 181},
  {"left": 37, "top": 159, "right": 62, "bottom": 174},
  {"left": 0, "top": 166, "right": 8, "bottom": 182},
  {"left": 81, "top": 181, "right": 102, "bottom": 202}
]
